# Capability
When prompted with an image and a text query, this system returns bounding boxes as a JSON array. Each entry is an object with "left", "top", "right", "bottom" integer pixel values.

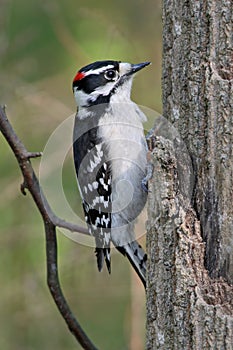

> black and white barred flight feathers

[{"left": 72, "top": 60, "right": 150, "bottom": 288}]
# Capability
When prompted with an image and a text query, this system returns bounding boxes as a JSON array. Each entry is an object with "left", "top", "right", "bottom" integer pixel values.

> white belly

[{"left": 98, "top": 102, "right": 148, "bottom": 245}]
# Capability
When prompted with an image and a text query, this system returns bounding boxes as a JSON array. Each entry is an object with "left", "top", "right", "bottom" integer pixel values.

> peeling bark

[{"left": 146, "top": 0, "right": 233, "bottom": 348}]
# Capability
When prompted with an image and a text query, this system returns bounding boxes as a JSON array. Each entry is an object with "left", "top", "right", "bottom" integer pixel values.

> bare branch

[
  {"left": 0, "top": 106, "right": 98, "bottom": 350},
  {"left": 0, "top": 106, "right": 88, "bottom": 235}
]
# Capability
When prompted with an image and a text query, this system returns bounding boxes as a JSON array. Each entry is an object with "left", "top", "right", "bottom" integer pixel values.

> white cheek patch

[{"left": 92, "top": 81, "right": 115, "bottom": 97}]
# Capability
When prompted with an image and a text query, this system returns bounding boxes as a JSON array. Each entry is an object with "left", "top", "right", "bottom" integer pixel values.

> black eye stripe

[{"left": 75, "top": 74, "right": 110, "bottom": 94}]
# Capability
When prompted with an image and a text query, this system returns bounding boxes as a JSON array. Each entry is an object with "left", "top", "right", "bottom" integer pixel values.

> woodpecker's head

[{"left": 72, "top": 60, "right": 150, "bottom": 107}]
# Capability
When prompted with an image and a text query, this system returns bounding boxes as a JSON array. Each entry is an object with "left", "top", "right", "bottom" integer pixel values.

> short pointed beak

[{"left": 130, "top": 61, "right": 151, "bottom": 74}]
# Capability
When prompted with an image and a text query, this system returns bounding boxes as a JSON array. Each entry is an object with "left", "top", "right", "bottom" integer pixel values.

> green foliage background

[{"left": 0, "top": 1, "right": 162, "bottom": 349}]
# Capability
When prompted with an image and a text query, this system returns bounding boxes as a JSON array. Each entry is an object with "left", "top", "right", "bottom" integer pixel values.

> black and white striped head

[{"left": 72, "top": 60, "right": 150, "bottom": 107}]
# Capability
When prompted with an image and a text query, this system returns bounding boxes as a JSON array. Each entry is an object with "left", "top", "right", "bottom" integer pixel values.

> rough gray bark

[{"left": 146, "top": 0, "right": 233, "bottom": 348}]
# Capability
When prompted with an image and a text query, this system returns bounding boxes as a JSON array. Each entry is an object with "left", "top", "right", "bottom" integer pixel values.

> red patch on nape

[{"left": 73, "top": 71, "right": 85, "bottom": 82}]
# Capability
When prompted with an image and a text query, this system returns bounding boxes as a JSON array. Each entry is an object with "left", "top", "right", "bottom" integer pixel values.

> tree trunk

[{"left": 146, "top": 0, "right": 233, "bottom": 348}]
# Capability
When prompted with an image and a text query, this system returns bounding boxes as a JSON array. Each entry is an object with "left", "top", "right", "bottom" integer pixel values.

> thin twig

[{"left": 0, "top": 106, "right": 98, "bottom": 350}]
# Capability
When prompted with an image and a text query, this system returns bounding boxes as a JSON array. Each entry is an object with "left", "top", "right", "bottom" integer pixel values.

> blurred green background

[{"left": 0, "top": 1, "right": 162, "bottom": 349}]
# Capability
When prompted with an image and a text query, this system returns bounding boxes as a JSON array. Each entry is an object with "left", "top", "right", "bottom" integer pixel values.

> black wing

[{"left": 73, "top": 123, "right": 112, "bottom": 272}]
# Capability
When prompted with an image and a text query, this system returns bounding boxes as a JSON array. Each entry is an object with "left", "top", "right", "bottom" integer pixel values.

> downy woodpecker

[{"left": 72, "top": 60, "right": 150, "bottom": 288}]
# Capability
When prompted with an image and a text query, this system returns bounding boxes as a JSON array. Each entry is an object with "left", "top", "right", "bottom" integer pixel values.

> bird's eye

[{"left": 104, "top": 69, "right": 118, "bottom": 81}]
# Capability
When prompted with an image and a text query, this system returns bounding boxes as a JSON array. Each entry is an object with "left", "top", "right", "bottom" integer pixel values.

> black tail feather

[
  {"left": 95, "top": 247, "right": 111, "bottom": 273},
  {"left": 103, "top": 248, "right": 111, "bottom": 273},
  {"left": 95, "top": 248, "right": 104, "bottom": 272}
]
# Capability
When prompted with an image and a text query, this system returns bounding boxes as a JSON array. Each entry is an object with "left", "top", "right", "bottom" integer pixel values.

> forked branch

[{"left": 0, "top": 106, "right": 98, "bottom": 350}]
